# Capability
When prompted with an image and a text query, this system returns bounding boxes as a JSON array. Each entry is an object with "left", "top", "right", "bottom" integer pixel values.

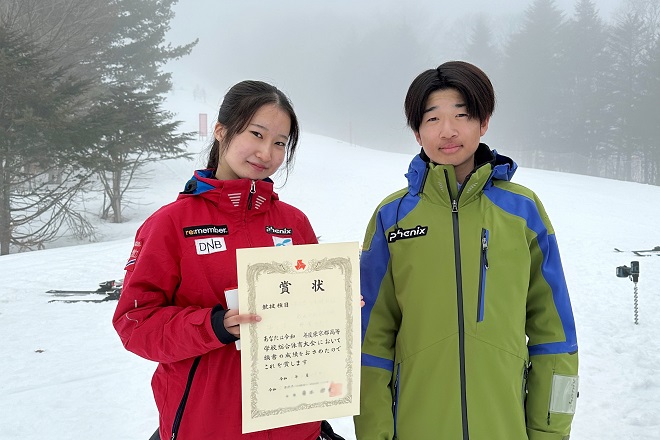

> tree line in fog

[
  {"left": 479, "top": 0, "right": 660, "bottom": 185},
  {"left": 281, "top": 0, "right": 659, "bottom": 185}
]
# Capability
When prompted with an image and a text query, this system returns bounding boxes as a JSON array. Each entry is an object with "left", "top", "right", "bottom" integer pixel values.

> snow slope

[{"left": 1, "top": 95, "right": 659, "bottom": 439}]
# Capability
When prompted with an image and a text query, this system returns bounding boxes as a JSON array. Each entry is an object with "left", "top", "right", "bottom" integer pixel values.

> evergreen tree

[
  {"left": 84, "top": 86, "right": 192, "bottom": 223},
  {"left": 85, "top": 0, "right": 197, "bottom": 222},
  {"left": 0, "top": 27, "right": 96, "bottom": 254},
  {"left": 465, "top": 14, "right": 501, "bottom": 77},
  {"left": 560, "top": 0, "right": 611, "bottom": 173},
  {"left": 620, "top": 0, "right": 660, "bottom": 184},
  {"left": 604, "top": 11, "right": 651, "bottom": 181},
  {"left": 639, "top": 36, "right": 660, "bottom": 184},
  {"left": 499, "top": 0, "right": 566, "bottom": 165},
  {"left": 0, "top": 0, "right": 196, "bottom": 250},
  {"left": 464, "top": 15, "right": 506, "bottom": 144},
  {"left": 97, "top": 0, "right": 196, "bottom": 94}
]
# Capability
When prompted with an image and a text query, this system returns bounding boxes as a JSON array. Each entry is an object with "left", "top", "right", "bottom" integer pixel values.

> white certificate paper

[
  {"left": 224, "top": 288, "right": 240, "bottom": 350},
  {"left": 236, "top": 242, "right": 361, "bottom": 433}
]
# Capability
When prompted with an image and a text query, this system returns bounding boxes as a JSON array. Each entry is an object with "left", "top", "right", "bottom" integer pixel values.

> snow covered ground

[{"left": 1, "top": 92, "right": 659, "bottom": 439}]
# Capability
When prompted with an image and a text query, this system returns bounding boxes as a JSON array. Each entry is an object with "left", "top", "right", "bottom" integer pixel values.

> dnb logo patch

[
  {"left": 273, "top": 236, "right": 293, "bottom": 246},
  {"left": 125, "top": 240, "right": 142, "bottom": 271},
  {"left": 195, "top": 237, "right": 227, "bottom": 255}
]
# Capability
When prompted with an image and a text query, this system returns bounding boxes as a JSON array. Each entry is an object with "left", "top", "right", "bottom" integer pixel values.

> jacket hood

[
  {"left": 178, "top": 169, "right": 218, "bottom": 196},
  {"left": 405, "top": 143, "right": 517, "bottom": 196}
]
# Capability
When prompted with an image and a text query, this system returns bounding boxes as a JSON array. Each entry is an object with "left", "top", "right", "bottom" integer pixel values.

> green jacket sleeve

[
  {"left": 354, "top": 208, "right": 402, "bottom": 440},
  {"left": 525, "top": 199, "right": 579, "bottom": 440}
]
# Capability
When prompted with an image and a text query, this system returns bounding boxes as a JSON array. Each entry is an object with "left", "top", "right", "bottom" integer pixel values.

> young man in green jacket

[{"left": 354, "top": 61, "right": 579, "bottom": 440}]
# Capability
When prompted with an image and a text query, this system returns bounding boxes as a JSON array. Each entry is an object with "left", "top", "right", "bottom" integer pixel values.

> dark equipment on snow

[
  {"left": 616, "top": 261, "right": 639, "bottom": 281},
  {"left": 47, "top": 279, "right": 123, "bottom": 303},
  {"left": 616, "top": 261, "right": 640, "bottom": 324}
]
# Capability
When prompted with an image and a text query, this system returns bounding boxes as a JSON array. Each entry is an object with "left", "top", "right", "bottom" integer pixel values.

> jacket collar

[
  {"left": 177, "top": 169, "right": 279, "bottom": 212},
  {"left": 405, "top": 143, "right": 517, "bottom": 205}
]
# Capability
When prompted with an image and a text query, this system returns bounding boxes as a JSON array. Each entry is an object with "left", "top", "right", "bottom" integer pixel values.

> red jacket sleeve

[{"left": 112, "top": 212, "right": 223, "bottom": 364}]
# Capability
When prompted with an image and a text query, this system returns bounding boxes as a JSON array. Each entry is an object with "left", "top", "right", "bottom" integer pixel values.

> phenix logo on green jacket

[{"left": 354, "top": 144, "right": 578, "bottom": 440}]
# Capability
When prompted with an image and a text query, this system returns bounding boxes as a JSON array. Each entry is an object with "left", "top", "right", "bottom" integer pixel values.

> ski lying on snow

[
  {"left": 47, "top": 291, "right": 121, "bottom": 303},
  {"left": 46, "top": 279, "right": 123, "bottom": 296},
  {"left": 48, "top": 297, "right": 115, "bottom": 303},
  {"left": 614, "top": 246, "right": 660, "bottom": 256},
  {"left": 46, "top": 290, "right": 105, "bottom": 296}
]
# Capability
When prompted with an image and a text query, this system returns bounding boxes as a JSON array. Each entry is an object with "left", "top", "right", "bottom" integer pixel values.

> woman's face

[{"left": 214, "top": 104, "right": 291, "bottom": 181}]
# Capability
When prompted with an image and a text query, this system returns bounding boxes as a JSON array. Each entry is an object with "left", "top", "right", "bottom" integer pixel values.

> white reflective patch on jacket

[{"left": 550, "top": 374, "right": 579, "bottom": 414}]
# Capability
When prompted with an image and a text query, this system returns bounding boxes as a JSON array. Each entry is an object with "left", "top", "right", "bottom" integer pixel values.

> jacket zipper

[
  {"left": 521, "top": 361, "right": 530, "bottom": 409},
  {"left": 170, "top": 356, "right": 201, "bottom": 439},
  {"left": 247, "top": 180, "right": 256, "bottom": 210},
  {"left": 243, "top": 180, "right": 256, "bottom": 247},
  {"left": 445, "top": 170, "right": 470, "bottom": 440},
  {"left": 477, "top": 228, "right": 489, "bottom": 322}
]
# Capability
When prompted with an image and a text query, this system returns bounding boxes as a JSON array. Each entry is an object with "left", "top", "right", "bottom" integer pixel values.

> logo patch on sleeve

[
  {"left": 195, "top": 237, "right": 227, "bottom": 255},
  {"left": 387, "top": 225, "right": 429, "bottom": 243},
  {"left": 273, "top": 236, "right": 293, "bottom": 246},
  {"left": 125, "top": 240, "right": 142, "bottom": 271},
  {"left": 549, "top": 374, "right": 579, "bottom": 415},
  {"left": 183, "top": 224, "right": 229, "bottom": 238}
]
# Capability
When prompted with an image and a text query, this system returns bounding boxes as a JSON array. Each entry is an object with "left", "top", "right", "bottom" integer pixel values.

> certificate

[{"left": 236, "top": 242, "right": 361, "bottom": 433}]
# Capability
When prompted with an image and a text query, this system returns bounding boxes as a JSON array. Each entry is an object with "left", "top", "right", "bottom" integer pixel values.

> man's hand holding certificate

[{"left": 236, "top": 242, "right": 361, "bottom": 433}]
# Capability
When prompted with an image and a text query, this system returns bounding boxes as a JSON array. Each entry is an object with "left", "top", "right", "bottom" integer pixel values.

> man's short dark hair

[{"left": 404, "top": 61, "right": 495, "bottom": 131}]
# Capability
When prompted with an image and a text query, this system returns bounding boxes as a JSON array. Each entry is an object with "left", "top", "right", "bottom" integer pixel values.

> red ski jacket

[{"left": 113, "top": 170, "right": 320, "bottom": 440}]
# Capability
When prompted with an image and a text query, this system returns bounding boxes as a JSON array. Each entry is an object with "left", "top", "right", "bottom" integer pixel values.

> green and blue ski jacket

[{"left": 354, "top": 144, "right": 578, "bottom": 440}]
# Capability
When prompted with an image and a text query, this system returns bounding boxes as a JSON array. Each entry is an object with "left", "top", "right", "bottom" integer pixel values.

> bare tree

[
  {"left": 86, "top": 86, "right": 193, "bottom": 223},
  {"left": 5, "top": 169, "right": 95, "bottom": 252}
]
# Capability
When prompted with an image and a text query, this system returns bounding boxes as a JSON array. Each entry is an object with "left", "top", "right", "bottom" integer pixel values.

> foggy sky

[{"left": 164, "top": 0, "right": 624, "bottom": 153}]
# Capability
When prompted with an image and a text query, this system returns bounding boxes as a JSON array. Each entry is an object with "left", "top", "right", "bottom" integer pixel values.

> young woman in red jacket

[{"left": 113, "top": 80, "right": 345, "bottom": 440}]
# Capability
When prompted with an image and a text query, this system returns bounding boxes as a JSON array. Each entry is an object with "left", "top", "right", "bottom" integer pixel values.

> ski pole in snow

[{"left": 616, "top": 261, "right": 640, "bottom": 325}]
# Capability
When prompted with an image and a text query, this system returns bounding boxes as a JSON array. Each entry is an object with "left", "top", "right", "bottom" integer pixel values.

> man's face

[{"left": 414, "top": 88, "right": 489, "bottom": 183}]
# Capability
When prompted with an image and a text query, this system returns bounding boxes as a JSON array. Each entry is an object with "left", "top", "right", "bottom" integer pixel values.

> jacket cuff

[
  {"left": 210, "top": 304, "right": 239, "bottom": 345},
  {"left": 527, "top": 428, "right": 570, "bottom": 440}
]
